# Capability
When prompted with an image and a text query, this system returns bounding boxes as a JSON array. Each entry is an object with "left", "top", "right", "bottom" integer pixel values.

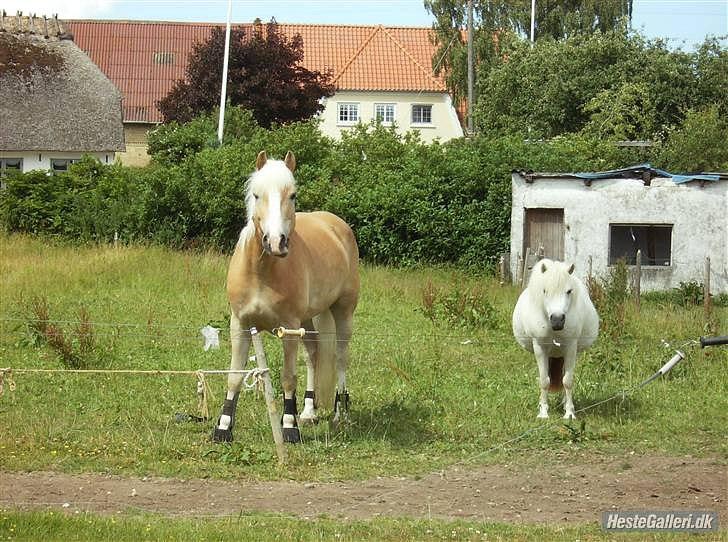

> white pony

[{"left": 512, "top": 259, "right": 599, "bottom": 419}]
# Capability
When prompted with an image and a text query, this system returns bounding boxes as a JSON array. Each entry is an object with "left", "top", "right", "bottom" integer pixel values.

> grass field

[{"left": 0, "top": 233, "right": 725, "bottom": 540}]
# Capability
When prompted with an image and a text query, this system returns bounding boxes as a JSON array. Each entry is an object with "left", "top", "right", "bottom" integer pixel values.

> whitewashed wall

[
  {"left": 318, "top": 90, "right": 463, "bottom": 143},
  {"left": 0, "top": 151, "right": 116, "bottom": 172},
  {"left": 510, "top": 173, "right": 728, "bottom": 293}
]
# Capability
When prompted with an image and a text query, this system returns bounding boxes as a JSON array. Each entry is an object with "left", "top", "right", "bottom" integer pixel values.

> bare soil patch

[{"left": 1, "top": 454, "right": 725, "bottom": 525}]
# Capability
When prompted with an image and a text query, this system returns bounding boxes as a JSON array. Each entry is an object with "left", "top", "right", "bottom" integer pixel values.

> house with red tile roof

[{"left": 66, "top": 20, "right": 464, "bottom": 166}]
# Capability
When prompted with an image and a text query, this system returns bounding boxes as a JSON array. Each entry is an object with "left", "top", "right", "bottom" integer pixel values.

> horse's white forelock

[
  {"left": 528, "top": 259, "right": 574, "bottom": 297},
  {"left": 239, "top": 159, "right": 297, "bottom": 246}
]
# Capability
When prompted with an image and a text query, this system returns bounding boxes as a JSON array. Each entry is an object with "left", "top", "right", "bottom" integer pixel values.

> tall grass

[{"left": 0, "top": 233, "right": 726, "bottom": 484}]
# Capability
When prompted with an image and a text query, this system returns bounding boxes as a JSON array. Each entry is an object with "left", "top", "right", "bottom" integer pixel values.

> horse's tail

[
  {"left": 313, "top": 309, "right": 337, "bottom": 410},
  {"left": 548, "top": 357, "right": 564, "bottom": 391}
]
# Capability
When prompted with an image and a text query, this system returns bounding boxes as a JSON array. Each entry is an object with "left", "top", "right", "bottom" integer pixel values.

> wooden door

[{"left": 524, "top": 208, "right": 565, "bottom": 261}]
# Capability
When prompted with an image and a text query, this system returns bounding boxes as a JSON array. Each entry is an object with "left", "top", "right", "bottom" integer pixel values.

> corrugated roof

[
  {"left": 66, "top": 20, "right": 447, "bottom": 124},
  {"left": 515, "top": 164, "right": 727, "bottom": 185}
]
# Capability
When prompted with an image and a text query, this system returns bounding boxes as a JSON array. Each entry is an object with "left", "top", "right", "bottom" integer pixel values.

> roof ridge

[
  {"left": 378, "top": 25, "right": 441, "bottom": 89},
  {"left": 65, "top": 19, "right": 433, "bottom": 30},
  {"left": 331, "top": 24, "right": 383, "bottom": 86}
]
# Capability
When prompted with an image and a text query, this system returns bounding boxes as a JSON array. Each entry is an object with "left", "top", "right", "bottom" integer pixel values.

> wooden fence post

[
  {"left": 634, "top": 249, "right": 641, "bottom": 309},
  {"left": 521, "top": 247, "right": 531, "bottom": 289},
  {"left": 250, "top": 327, "right": 287, "bottom": 464}
]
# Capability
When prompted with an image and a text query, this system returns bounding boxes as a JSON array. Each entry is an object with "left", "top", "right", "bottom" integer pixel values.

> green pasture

[
  {"left": 0, "top": 233, "right": 726, "bottom": 540},
  {"left": 1, "top": 510, "right": 722, "bottom": 542}
]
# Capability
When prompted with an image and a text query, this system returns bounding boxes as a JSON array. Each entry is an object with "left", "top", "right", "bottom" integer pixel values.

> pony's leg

[
  {"left": 562, "top": 345, "right": 578, "bottom": 419},
  {"left": 533, "top": 341, "right": 550, "bottom": 419},
  {"left": 281, "top": 333, "right": 301, "bottom": 443},
  {"left": 212, "top": 314, "right": 250, "bottom": 442},
  {"left": 332, "top": 306, "right": 354, "bottom": 426},
  {"left": 299, "top": 319, "right": 318, "bottom": 424}
]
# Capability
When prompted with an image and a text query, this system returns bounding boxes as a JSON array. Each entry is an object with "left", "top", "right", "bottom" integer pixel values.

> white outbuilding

[{"left": 510, "top": 164, "right": 727, "bottom": 293}]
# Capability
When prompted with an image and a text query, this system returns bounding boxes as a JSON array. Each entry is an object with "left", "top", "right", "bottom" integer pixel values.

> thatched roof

[{"left": 0, "top": 13, "right": 124, "bottom": 152}]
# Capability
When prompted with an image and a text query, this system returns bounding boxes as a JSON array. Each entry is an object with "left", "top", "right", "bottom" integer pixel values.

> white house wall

[
  {"left": 319, "top": 90, "right": 463, "bottom": 143},
  {"left": 510, "top": 173, "right": 728, "bottom": 293},
  {"left": 0, "top": 151, "right": 116, "bottom": 172}
]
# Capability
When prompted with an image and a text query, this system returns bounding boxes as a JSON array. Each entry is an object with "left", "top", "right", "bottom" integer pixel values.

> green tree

[
  {"left": 424, "top": 0, "right": 632, "bottom": 104},
  {"left": 158, "top": 21, "right": 335, "bottom": 128}
]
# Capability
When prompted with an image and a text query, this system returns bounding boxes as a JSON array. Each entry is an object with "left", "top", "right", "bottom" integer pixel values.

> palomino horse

[
  {"left": 512, "top": 259, "right": 599, "bottom": 419},
  {"left": 212, "top": 151, "right": 359, "bottom": 443}
]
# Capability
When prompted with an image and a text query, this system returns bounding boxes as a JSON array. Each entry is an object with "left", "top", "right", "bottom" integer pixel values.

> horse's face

[
  {"left": 247, "top": 151, "right": 297, "bottom": 257},
  {"left": 538, "top": 261, "right": 576, "bottom": 331}
]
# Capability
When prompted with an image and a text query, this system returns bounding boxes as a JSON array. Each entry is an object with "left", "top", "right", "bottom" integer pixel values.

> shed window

[{"left": 609, "top": 224, "right": 672, "bottom": 266}]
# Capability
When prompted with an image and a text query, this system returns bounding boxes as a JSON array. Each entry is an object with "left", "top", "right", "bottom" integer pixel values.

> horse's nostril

[
  {"left": 280, "top": 234, "right": 288, "bottom": 249},
  {"left": 262, "top": 233, "right": 269, "bottom": 244}
]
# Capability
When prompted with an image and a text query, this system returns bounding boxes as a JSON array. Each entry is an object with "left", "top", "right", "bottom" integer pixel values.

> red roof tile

[{"left": 66, "top": 20, "right": 447, "bottom": 124}]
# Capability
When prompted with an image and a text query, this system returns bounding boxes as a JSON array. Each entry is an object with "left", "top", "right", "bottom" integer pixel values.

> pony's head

[
  {"left": 245, "top": 150, "right": 297, "bottom": 257},
  {"left": 529, "top": 259, "right": 577, "bottom": 331}
]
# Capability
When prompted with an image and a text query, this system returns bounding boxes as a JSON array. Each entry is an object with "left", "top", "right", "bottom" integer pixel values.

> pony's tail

[
  {"left": 313, "top": 309, "right": 337, "bottom": 410},
  {"left": 548, "top": 357, "right": 564, "bottom": 391}
]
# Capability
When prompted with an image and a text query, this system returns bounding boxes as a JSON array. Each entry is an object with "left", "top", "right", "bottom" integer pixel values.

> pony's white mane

[
  {"left": 238, "top": 159, "right": 297, "bottom": 246},
  {"left": 527, "top": 259, "right": 575, "bottom": 297}
]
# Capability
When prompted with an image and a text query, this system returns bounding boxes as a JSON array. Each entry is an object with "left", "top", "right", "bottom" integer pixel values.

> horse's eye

[
  {"left": 566, "top": 289, "right": 573, "bottom": 295},
  {"left": 253, "top": 194, "right": 259, "bottom": 200},
  {"left": 290, "top": 193, "right": 297, "bottom": 201}
]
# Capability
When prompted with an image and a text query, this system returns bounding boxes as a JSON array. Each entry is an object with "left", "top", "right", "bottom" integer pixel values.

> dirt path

[{"left": 1, "top": 455, "right": 725, "bottom": 525}]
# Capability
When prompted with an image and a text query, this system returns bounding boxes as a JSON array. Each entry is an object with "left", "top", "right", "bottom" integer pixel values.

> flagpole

[{"left": 217, "top": 0, "right": 233, "bottom": 145}]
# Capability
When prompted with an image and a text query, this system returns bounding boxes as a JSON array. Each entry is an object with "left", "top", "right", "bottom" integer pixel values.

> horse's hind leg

[
  {"left": 212, "top": 313, "right": 251, "bottom": 442},
  {"left": 331, "top": 303, "right": 354, "bottom": 426},
  {"left": 299, "top": 319, "right": 318, "bottom": 424}
]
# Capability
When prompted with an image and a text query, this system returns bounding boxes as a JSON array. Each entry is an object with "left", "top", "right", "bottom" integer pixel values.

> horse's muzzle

[
  {"left": 550, "top": 313, "right": 565, "bottom": 331},
  {"left": 262, "top": 233, "right": 289, "bottom": 257}
]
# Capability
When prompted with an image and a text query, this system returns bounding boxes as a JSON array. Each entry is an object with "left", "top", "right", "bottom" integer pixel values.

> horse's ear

[
  {"left": 567, "top": 263, "right": 575, "bottom": 274},
  {"left": 541, "top": 262, "right": 548, "bottom": 273},
  {"left": 255, "top": 151, "right": 267, "bottom": 170},
  {"left": 284, "top": 151, "right": 296, "bottom": 173}
]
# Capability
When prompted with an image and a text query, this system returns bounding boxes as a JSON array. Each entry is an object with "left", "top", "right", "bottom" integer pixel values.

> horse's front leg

[
  {"left": 332, "top": 305, "right": 354, "bottom": 427},
  {"left": 212, "top": 313, "right": 251, "bottom": 442},
  {"left": 299, "top": 319, "right": 318, "bottom": 424},
  {"left": 533, "top": 340, "right": 550, "bottom": 419},
  {"left": 562, "top": 343, "right": 578, "bottom": 419},
  {"left": 281, "top": 333, "right": 302, "bottom": 443}
]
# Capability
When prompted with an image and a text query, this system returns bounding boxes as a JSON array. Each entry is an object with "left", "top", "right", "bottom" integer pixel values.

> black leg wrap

[
  {"left": 282, "top": 395, "right": 301, "bottom": 443},
  {"left": 334, "top": 389, "right": 350, "bottom": 413},
  {"left": 212, "top": 393, "right": 239, "bottom": 443},
  {"left": 304, "top": 390, "right": 315, "bottom": 401}
]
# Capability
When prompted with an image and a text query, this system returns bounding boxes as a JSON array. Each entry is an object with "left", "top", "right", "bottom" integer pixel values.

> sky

[{"left": 2, "top": 0, "right": 726, "bottom": 50}]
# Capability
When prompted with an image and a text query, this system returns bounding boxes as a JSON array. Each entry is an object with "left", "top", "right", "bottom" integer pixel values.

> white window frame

[
  {"left": 1, "top": 158, "right": 22, "bottom": 188},
  {"left": 411, "top": 104, "right": 433, "bottom": 126},
  {"left": 51, "top": 158, "right": 79, "bottom": 173},
  {"left": 374, "top": 103, "right": 396, "bottom": 125},
  {"left": 337, "top": 102, "right": 360, "bottom": 125}
]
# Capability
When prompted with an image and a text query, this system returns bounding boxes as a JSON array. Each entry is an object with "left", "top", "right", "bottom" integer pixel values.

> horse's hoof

[
  {"left": 563, "top": 412, "right": 576, "bottom": 420},
  {"left": 282, "top": 426, "right": 301, "bottom": 443},
  {"left": 537, "top": 412, "right": 549, "bottom": 419},
  {"left": 212, "top": 427, "right": 233, "bottom": 443},
  {"left": 299, "top": 414, "right": 319, "bottom": 425}
]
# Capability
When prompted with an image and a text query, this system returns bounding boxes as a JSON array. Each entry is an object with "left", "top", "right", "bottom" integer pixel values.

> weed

[{"left": 419, "top": 282, "right": 500, "bottom": 330}]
